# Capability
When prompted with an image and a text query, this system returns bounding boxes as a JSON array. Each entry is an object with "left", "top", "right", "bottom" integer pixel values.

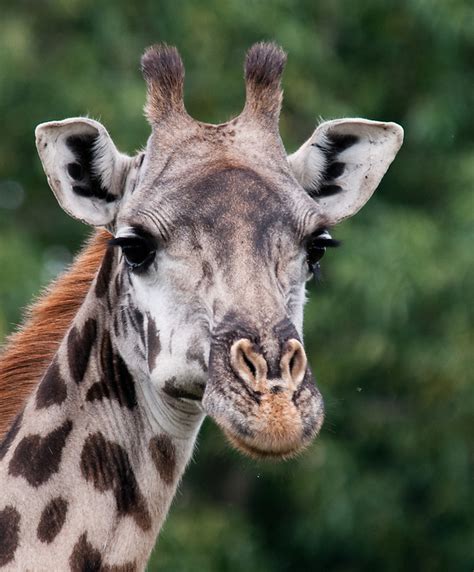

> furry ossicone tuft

[
  {"left": 243, "top": 42, "right": 287, "bottom": 126},
  {"left": 141, "top": 44, "right": 186, "bottom": 124},
  {"left": 245, "top": 42, "right": 287, "bottom": 88}
]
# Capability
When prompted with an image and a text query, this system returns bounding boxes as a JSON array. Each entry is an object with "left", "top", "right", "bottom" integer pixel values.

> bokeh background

[{"left": 1, "top": 1, "right": 473, "bottom": 570}]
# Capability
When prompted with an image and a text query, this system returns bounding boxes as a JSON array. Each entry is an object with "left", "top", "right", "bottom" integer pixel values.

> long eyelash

[
  {"left": 109, "top": 236, "right": 134, "bottom": 248},
  {"left": 306, "top": 230, "right": 341, "bottom": 284},
  {"left": 108, "top": 235, "right": 155, "bottom": 249},
  {"left": 314, "top": 237, "right": 340, "bottom": 248},
  {"left": 308, "top": 231, "right": 341, "bottom": 249}
]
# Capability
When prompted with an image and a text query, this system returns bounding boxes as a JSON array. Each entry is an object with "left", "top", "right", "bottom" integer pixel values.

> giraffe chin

[{"left": 223, "top": 429, "right": 312, "bottom": 460}]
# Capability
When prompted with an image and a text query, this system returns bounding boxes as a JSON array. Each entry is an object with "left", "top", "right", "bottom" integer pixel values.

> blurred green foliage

[{"left": 0, "top": 0, "right": 473, "bottom": 570}]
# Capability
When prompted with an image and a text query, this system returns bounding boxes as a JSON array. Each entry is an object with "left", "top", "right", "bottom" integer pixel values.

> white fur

[
  {"left": 35, "top": 118, "right": 132, "bottom": 227},
  {"left": 287, "top": 131, "right": 329, "bottom": 190},
  {"left": 288, "top": 118, "right": 404, "bottom": 225}
]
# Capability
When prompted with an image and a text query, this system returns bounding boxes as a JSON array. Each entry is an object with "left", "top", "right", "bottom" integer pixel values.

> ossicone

[
  {"left": 140, "top": 41, "right": 287, "bottom": 131},
  {"left": 141, "top": 43, "right": 186, "bottom": 124},
  {"left": 242, "top": 42, "right": 287, "bottom": 128}
]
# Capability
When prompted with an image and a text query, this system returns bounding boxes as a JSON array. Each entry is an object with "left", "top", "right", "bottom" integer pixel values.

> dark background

[{"left": 0, "top": 1, "right": 472, "bottom": 570}]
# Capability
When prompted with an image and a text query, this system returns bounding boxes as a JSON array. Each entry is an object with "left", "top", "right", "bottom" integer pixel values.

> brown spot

[
  {"left": 114, "top": 272, "right": 123, "bottom": 298},
  {"left": 68, "top": 318, "right": 97, "bottom": 384},
  {"left": 186, "top": 346, "right": 208, "bottom": 373},
  {"left": 37, "top": 497, "right": 68, "bottom": 543},
  {"left": 69, "top": 533, "right": 102, "bottom": 572},
  {"left": 0, "top": 506, "right": 20, "bottom": 567},
  {"left": 129, "top": 309, "right": 146, "bottom": 346},
  {"left": 113, "top": 314, "right": 120, "bottom": 337},
  {"left": 149, "top": 434, "right": 177, "bottom": 485},
  {"left": 86, "top": 332, "right": 136, "bottom": 409},
  {"left": 36, "top": 359, "right": 67, "bottom": 409},
  {"left": 120, "top": 308, "right": 129, "bottom": 337},
  {"left": 0, "top": 410, "right": 23, "bottom": 461},
  {"left": 9, "top": 420, "right": 73, "bottom": 487},
  {"left": 80, "top": 433, "right": 151, "bottom": 531},
  {"left": 146, "top": 316, "right": 160, "bottom": 372},
  {"left": 86, "top": 381, "right": 111, "bottom": 403},
  {"left": 202, "top": 260, "right": 213, "bottom": 282},
  {"left": 95, "top": 246, "right": 115, "bottom": 298}
]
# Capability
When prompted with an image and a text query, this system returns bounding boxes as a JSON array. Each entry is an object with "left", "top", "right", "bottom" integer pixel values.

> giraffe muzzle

[{"left": 203, "top": 333, "right": 324, "bottom": 459}]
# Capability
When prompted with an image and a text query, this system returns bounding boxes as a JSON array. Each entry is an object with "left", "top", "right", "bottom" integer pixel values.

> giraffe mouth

[
  {"left": 162, "top": 377, "right": 206, "bottom": 401},
  {"left": 202, "top": 365, "right": 324, "bottom": 459},
  {"left": 223, "top": 431, "right": 312, "bottom": 460}
]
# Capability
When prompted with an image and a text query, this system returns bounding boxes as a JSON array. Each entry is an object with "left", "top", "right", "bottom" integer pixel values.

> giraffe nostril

[
  {"left": 281, "top": 339, "right": 307, "bottom": 388},
  {"left": 230, "top": 339, "right": 267, "bottom": 387},
  {"left": 289, "top": 353, "right": 297, "bottom": 375},
  {"left": 242, "top": 351, "right": 257, "bottom": 378}
]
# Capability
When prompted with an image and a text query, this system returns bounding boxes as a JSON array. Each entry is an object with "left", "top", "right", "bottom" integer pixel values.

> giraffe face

[
  {"left": 35, "top": 43, "right": 403, "bottom": 458},
  {"left": 111, "top": 165, "right": 317, "bottom": 405}
]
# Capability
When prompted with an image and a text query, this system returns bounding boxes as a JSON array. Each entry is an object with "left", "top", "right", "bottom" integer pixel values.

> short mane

[{"left": 0, "top": 230, "right": 110, "bottom": 437}]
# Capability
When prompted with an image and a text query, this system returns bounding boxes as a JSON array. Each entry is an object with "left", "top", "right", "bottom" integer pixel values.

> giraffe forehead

[{"left": 123, "top": 166, "right": 300, "bottom": 249}]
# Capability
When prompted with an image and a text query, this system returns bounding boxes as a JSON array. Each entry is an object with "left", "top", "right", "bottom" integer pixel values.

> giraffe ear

[
  {"left": 288, "top": 118, "right": 403, "bottom": 225},
  {"left": 35, "top": 117, "right": 133, "bottom": 227}
]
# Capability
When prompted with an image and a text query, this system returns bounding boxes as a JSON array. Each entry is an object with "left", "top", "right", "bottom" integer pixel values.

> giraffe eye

[
  {"left": 109, "top": 235, "right": 156, "bottom": 272},
  {"left": 305, "top": 230, "right": 340, "bottom": 277}
]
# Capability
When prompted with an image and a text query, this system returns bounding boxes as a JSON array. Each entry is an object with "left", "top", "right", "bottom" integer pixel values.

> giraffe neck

[{"left": 0, "top": 249, "right": 204, "bottom": 571}]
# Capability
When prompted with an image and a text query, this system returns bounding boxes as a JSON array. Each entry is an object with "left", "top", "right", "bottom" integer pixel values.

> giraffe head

[{"left": 35, "top": 43, "right": 403, "bottom": 458}]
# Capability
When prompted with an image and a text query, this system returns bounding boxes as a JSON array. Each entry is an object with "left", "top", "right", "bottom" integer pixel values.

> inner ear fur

[
  {"left": 288, "top": 118, "right": 404, "bottom": 225},
  {"left": 35, "top": 117, "right": 132, "bottom": 227}
]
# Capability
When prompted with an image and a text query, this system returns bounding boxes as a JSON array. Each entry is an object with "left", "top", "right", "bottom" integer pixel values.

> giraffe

[{"left": 0, "top": 43, "right": 403, "bottom": 570}]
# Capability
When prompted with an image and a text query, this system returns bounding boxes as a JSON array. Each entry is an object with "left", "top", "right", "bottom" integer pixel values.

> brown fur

[{"left": 0, "top": 230, "right": 110, "bottom": 438}]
